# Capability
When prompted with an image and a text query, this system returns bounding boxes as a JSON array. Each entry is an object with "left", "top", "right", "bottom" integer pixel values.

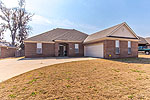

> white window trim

[
  {"left": 37, "top": 43, "right": 42, "bottom": 48},
  {"left": 115, "top": 40, "right": 119, "bottom": 48},
  {"left": 128, "top": 41, "right": 131, "bottom": 54},
  {"left": 128, "top": 41, "right": 131, "bottom": 48},
  {"left": 75, "top": 44, "right": 79, "bottom": 53},
  {"left": 37, "top": 43, "right": 42, "bottom": 54},
  {"left": 115, "top": 40, "right": 120, "bottom": 54}
]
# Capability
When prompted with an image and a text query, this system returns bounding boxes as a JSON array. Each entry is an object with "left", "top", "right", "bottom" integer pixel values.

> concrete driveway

[{"left": 0, "top": 57, "right": 96, "bottom": 82}]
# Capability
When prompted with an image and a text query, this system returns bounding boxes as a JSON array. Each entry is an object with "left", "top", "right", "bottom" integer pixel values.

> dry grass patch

[{"left": 0, "top": 55, "right": 150, "bottom": 99}]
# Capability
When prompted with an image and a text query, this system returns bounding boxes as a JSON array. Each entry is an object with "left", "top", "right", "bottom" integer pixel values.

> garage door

[{"left": 84, "top": 43, "right": 104, "bottom": 58}]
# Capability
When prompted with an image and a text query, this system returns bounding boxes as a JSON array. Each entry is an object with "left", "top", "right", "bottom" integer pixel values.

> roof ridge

[
  {"left": 72, "top": 29, "right": 88, "bottom": 36},
  {"left": 56, "top": 28, "right": 88, "bottom": 36},
  {"left": 56, "top": 28, "right": 75, "bottom": 30},
  {"left": 53, "top": 29, "right": 88, "bottom": 41}
]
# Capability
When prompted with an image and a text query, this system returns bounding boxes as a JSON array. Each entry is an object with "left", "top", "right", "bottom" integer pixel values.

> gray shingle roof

[
  {"left": 84, "top": 22, "right": 138, "bottom": 43},
  {"left": 25, "top": 28, "right": 88, "bottom": 42},
  {"left": 138, "top": 36, "right": 148, "bottom": 44}
]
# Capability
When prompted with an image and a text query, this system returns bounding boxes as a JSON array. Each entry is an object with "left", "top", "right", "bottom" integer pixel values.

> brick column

[
  {"left": 68, "top": 43, "right": 75, "bottom": 57},
  {"left": 55, "top": 43, "right": 59, "bottom": 57}
]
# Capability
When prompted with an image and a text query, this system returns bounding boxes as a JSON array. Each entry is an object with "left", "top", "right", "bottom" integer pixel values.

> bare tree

[
  {"left": 0, "top": 0, "right": 33, "bottom": 49},
  {"left": 0, "top": 23, "right": 5, "bottom": 40},
  {"left": 16, "top": 0, "right": 33, "bottom": 50}
]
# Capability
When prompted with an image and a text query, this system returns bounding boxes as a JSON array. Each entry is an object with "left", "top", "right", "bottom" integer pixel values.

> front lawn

[{"left": 0, "top": 55, "right": 150, "bottom": 100}]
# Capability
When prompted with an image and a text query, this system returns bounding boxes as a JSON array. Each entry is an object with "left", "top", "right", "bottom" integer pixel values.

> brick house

[
  {"left": 0, "top": 41, "right": 16, "bottom": 58},
  {"left": 24, "top": 22, "right": 139, "bottom": 58},
  {"left": 138, "top": 36, "right": 150, "bottom": 49},
  {"left": 24, "top": 28, "right": 88, "bottom": 58}
]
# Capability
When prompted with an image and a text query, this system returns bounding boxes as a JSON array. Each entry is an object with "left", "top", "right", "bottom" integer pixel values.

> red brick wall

[
  {"left": 68, "top": 43, "right": 84, "bottom": 57},
  {"left": 84, "top": 40, "right": 138, "bottom": 58},
  {"left": 25, "top": 42, "right": 84, "bottom": 58},
  {"left": 104, "top": 40, "right": 138, "bottom": 58},
  {"left": 25, "top": 42, "right": 55, "bottom": 58},
  {"left": 25, "top": 40, "right": 138, "bottom": 58},
  {"left": 0, "top": 47, "right": 16, "bottom": 58}
]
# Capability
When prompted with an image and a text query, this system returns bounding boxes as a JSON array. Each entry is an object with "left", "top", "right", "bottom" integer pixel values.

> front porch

[
  {"left": 58, "top": 43, "right": 69, "bottom": 57},
  {"left": 54, "top": 42, "right": 84, "bottom": 57}
]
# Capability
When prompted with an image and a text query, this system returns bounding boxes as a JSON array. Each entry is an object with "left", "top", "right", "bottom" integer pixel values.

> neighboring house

[
  {"left": 0, "top": 40, "right": 16, "bottom": 58},
  {"left": 145, "top": 38, "right": 150, "bottom": 48},
  {"left": 138, "top": 37, "right": 150, "bottom": 49},
  {"left": 24, "top": 22, "right": 139, "bottom": 58}
]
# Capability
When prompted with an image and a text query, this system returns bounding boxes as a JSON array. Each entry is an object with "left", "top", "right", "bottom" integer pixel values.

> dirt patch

[{"left": 0, "top": 55, "right": 150, "bottom": 100}]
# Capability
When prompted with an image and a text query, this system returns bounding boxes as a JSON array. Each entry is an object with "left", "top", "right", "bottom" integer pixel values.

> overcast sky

[{"left": 1, "top": 0, "right": 150, "bottom": 42}]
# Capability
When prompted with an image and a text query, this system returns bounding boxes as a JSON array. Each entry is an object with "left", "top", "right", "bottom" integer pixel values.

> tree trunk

[
  {"left": 11, "top": 38, "right": 15, "bottom": 46},
  {"left": 11, "top": 33, "right": 16, "bottom": 46}
]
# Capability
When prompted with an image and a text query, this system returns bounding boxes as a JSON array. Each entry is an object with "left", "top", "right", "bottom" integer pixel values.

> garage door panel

[{"left": 84, "top": 43, "right": 104, "bottom": 58}]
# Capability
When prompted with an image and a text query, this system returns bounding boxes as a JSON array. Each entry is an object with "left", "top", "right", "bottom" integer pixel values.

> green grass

[
  {"left": 130, "top": 69, "right": 145, "bottom": 73},
  {"left": 128, "top": 95, "right": 134, "bottom": 99},
  {"left": 8, "top": 94, "right": 16, "bottom": 98},
  {"left": 66, "top": 85, "right": 71, "bottom": 88},
  {"left": 31, "top": 92, "right": 37, "bottom": 96},
  {"left": 112, "top": 69, "right": 120, "bottom": 72},
  {"left": 27, "top": 79, "right": 37, "bottom": 84}
]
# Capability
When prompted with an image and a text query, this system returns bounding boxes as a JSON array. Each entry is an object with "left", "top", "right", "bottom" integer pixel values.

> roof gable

[
  {"left": 109, "top": 24, "right": 138, "bottom": 39},
  {"left": 84, "top": 22, "right": 139, "bottom": 43}
]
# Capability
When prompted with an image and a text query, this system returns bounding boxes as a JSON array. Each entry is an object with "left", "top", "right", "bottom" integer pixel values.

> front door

[{"left": 59, "top": 45, "right": 64, "bottom": 56}]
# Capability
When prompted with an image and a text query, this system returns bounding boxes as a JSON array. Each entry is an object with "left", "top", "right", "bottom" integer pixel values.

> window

[
  {"left": 115, "top": 40, "right": 120, "bottom": 54},
  {"left": 75, "top": 44, "right": 79, "bottom": 53},
  {"left": 128, "top": 41, "right": 131, "bottom": 54},
  {"left": 37, "top": 43, "right": 42, "bottom": 54}
]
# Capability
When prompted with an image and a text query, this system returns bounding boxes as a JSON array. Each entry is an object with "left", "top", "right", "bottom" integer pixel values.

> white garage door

[{"left": 84, "top": 43, "right": 104, "bottom": 58}]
